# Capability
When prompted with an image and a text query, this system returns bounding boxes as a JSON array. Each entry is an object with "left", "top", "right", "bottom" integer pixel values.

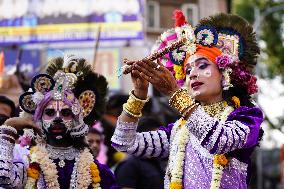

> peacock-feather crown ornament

[
  {"left": 152, "top": 10, "right": 260, "bottom": 95},
  {"left": 19, "top": 55, "right": 108, "bottom": 131}
]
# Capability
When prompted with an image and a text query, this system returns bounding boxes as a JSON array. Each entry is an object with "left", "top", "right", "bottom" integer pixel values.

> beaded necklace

[
  {"left": 202, "top": 101, "right": 228, "bottom": 120},
  {"left": 25, "top": 145, "right": 101, "bottom": 189}
]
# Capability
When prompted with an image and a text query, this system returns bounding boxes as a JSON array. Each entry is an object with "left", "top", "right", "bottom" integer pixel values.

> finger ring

[{"left": 156, "top": 65, "right": 161, "bottom": 70}]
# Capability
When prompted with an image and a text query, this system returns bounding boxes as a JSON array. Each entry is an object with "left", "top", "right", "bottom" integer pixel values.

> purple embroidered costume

[
  {"left": 111, "top": 106, "right": 263, "bottom": 188},
  {"left": 0, "top": 56, "right": 119, "bottom": 189},
  {"left": 0, "top": 144, "right": 118, "bottom": 188},
  {"left": 112, "top": 9, "right": 263, "bottom": 189}
]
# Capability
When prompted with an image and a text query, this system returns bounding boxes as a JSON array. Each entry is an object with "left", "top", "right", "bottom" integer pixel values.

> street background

[{"left": 0, "top": 0, "right": 284, "bottom": 188}]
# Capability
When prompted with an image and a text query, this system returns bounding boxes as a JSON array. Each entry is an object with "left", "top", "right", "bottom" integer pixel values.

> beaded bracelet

[
  {"left": 0, "top": 133, "right": 15, "bottom": 141},
  {"left": 0, "top": 125, "right": 17, "bottom": 135},
  {"left": 0, "top": 135, "right": 15, "bottom": 144},
  {"left": 169, "top": 88, "right": 195, "bottom": 114}
]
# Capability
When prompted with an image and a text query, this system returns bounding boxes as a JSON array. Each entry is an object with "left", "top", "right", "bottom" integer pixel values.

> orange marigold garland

[
  {"left": 25, "top": 162, "right": 41, "bottom": 189},
  {"left": 90, "top": 162, "right": 101, "bottom": 188},
  {"left": 231, "top": 96, "right": 240, "bottom": 108},
  {"left": 170, "top": 181, "right": 183, "bottom": 189},
  {"left": 210, "top": 154, "right": 229, "bottom": 189}
]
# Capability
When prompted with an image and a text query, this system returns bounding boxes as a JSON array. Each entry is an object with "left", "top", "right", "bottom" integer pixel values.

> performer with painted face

[
  {"left": 112, "top": 11, "right": 264, "bottom": 189},
  {"left": 0, "top": 56, "right": 118, "bottom": 189}
]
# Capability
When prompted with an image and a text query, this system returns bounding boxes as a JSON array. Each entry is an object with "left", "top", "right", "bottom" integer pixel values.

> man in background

[{"left": 0, "top": 95, "right": 16, "bottom": 125}]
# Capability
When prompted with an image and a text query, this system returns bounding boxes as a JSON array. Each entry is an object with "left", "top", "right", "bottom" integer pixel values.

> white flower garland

[
  {"left": 220, "top": 106, "right": 234, "bottom": 122},
  {"left": 77, "top": 148, "right": 93, "bottom": 189},
  {"left": 210, "top": 163, "right": 226, "bottom": 189},
  {"left": 168, "top": 119, "right": 190, "bottom": 189},
  {"left": 169, "top": 105, "right": 234, "bottom": 189},
  {"left": 30, "top": 145, "right": 60, "bottom": 189},
  {"left": 222, "top": 68, "right": 233, "bottom": 90},
  {"left": 25, "top": 177, "right": 37, "bottom": 189},
  {"left": 170, "top": 121, "right": 190, "bottom": 188},
  {"left": 29, "top": 145, "right": 101, "bottom": 189},
  {"left": 32, "top": 92, "right": 45, "bottom": 105},
  {"left": 210, "top": 105, "right": 234, "bottom": 189}
]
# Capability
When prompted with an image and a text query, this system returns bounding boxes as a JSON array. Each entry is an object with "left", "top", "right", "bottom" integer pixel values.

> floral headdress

[
  {"left": 152, "top": 10, "right": 260, "bottom": 95},
  {"left": 151, "top": 10, "right": 196, "bottom": 87},
  {"left": 195, "top": 13, "right": 259, "bottom": 94},
  {"left": 19, "top": 55, "right": 108, "bottom": 138}
]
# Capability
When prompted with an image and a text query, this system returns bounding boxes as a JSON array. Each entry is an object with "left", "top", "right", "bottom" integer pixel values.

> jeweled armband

[{"left": 169, "top": 88, "right": 195, "bottom": 114}]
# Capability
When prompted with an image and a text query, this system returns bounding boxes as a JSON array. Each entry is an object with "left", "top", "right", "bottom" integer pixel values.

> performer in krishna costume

[
  {"left": 111, "top": 10, "right": 264, "bottom": 189},
  {"left": 0, "top": 56, "right": 119, "bottom": 189}
]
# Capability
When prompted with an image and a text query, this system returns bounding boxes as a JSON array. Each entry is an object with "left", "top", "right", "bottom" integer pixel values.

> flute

[{"left": 119, "top": 37, "right": 188, "bottom": 76}]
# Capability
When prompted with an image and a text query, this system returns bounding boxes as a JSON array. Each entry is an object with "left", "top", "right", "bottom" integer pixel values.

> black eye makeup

[
  {"left": 185, "top": 65, "right": 192, "bottom": 75},
  {"left": 198, "top": 62, "right": 209, "bottom": 70},
  {"left": 61, "top": 108, "right": 74, "bottom": 117},
  {"left": 44, "top": 109, "right": 56, "bottom": 117}
]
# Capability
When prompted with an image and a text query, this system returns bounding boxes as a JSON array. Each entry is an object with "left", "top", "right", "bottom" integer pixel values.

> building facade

[{"left": 145, "top": 0, "right": 229, "bottom": 44}]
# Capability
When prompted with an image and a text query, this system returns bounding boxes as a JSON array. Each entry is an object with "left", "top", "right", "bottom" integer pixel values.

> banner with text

[{"left": 0, "top": 0, "right": 144, "bottom": 44}]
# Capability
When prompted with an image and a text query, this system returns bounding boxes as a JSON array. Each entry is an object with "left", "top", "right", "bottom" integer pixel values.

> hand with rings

[{"left": 132, "top": 59, "right": 180, "bottom": 96}]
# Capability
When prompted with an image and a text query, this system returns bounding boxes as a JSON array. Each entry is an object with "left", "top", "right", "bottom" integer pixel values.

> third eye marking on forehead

[{"left": 46, "top": 101, "right": 69, "bottom": 111}]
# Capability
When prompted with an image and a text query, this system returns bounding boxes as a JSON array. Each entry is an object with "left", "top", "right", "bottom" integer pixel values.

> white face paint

[
  {"left": 192, "top": 91, "right": 201, "bottom": 97},
  {"left": 42, "top": 119, "right": 52, "bottom": 131},
  {"left": 41, "top": 100, "right": 76, "bottom": 138},
  {"left": 185, "top": 56, "right": 223, "bottom": 104},
  {"left": 203, "top": 70, "right": 212, "bottom": 77}
]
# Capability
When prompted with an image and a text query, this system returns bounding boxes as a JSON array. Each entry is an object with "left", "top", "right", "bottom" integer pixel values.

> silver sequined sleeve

[
  {"left": 111, "top": 118, "right": 170, "bottom": 158},
  {"left": 0, "top": 139, "right": 27, "bottom": 188},
  {"left": 186, "top": 106, "right": 251, "bottom": 154}
]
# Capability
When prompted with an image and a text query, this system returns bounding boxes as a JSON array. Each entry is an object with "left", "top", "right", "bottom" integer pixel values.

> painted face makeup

[
  {"left": 185, "top": 56, "right": 223, "bottom": 103},
  {"left": 204, "top": 70, "right": 212, "bottom": 77},
  {"left": 186, "top": 58, "right": 212, "bottom": 79},
  {"left": 185, "top": 58, "right": 211, "bottom": 93},
  {"left": 42, "top": 100, "right": 75, "bottom": 138}
]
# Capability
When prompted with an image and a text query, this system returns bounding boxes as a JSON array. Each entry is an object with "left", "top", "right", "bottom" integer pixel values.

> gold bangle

[
  {"left": 123, "top": 104, "right": 142, "bottom": 118},
  {"left": 129, "top": 90, "right": 149, "bottom": 103},
  {"left": 182, "top": 103, "right": 198, "bottom": 119},
  {"left": 123, "top": 90, "right": 149, "bottom": 116},
  {"left": 169, "top": 88, "right": 195, "bottom": 114}
]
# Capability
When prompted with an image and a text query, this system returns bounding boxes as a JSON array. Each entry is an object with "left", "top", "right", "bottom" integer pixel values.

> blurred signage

[
  {"left": 0, "top": 0, "right": 144, "bottom": 44},
  {"left": 2, "top": 49, "right": 41, "bottom": 77},
  {"left": 46, "top": 48, "right": 121, "bottom": 90}
]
